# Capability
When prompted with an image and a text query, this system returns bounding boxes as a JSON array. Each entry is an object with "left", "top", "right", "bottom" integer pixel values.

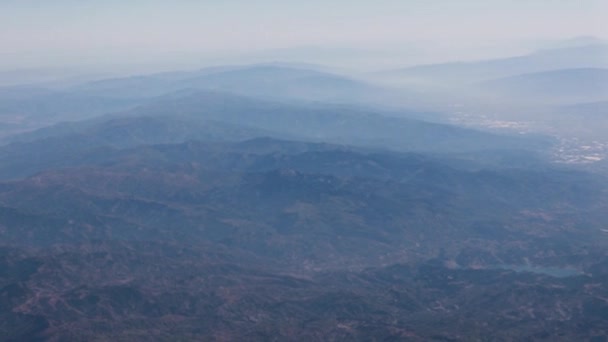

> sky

[{"left": 1, "top": 0, "right": 607, "bottom": 72}]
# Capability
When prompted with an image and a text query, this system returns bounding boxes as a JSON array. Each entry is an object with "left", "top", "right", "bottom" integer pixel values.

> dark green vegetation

[{"left": 1, "top": 65, "right": 608, "bottom": 341}]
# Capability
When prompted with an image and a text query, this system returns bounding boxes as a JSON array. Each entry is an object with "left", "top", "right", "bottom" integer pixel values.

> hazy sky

[{"left": 1, "top": 0, "right": 606, "bottom": 71}]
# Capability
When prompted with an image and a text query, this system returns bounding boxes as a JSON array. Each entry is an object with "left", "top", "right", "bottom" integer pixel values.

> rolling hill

[
  {"left": 0, "top": 91, "right": 553, "bottom": 180},
  {"left": 0, "top": 135, "right": 607, "bottom": 340},
  {"left": 479, "top": 68, "right": 608, "bottom": 103},
  {"left": 73, "top": 64, "right": 387, "bottom": 104}
]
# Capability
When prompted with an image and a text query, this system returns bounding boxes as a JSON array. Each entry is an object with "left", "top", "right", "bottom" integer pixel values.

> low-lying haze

[{"left": 1, "top": 0, "right": 606, "bottom": 72}]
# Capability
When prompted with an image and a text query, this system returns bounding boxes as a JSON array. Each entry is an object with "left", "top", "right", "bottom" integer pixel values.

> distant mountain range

[
  {"left": 0, "top": 64, "right": 418, "bottom": 139},
  {"left": 73, "top": 64, "right": 388, "bottom": 104},
  {"left": 478, "top": 68, "right": 608, "bottom": 103},
  {"left": 375, "top": 44, "right": 608, "bottom": 86},
  {"left": 0, "top": 90, "right": 553, "bottom": 180}
]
